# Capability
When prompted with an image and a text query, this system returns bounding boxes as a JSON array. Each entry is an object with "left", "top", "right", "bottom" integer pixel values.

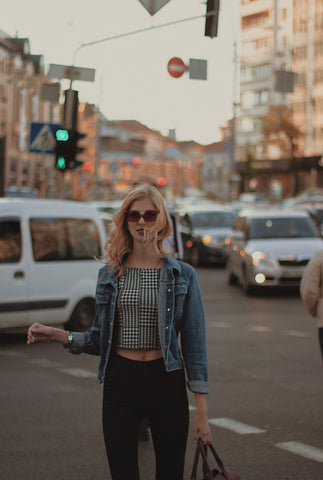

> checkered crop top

[{"left": 115, "top": 267, "right": 161, "bottom": 350}]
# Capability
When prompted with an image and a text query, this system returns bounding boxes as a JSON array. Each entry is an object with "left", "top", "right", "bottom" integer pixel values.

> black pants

[
  {"left": 319, "top": 327, "right": 323, "bottom": 360},
  {"left": 102, "top": 353, "right": 189, "bottom": 480}
]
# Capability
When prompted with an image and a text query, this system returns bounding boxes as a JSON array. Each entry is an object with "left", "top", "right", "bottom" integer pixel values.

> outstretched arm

[{"left": 27, "top": 323, "right": 69, "bottom": 346}]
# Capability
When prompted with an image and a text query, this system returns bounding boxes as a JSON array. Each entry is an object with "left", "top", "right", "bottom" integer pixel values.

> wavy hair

[{"left": 105, "top": 185, "right": 172, "bottom": 277}]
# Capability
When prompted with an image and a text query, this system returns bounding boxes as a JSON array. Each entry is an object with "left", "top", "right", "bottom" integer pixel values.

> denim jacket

[{"left": 69, "top": 256, "right": 209, "bottom": 393}]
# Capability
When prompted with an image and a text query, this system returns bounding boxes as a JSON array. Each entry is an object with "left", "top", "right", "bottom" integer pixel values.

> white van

[{"left": 0, "top": 198, "right": 108, "bottom": 332}]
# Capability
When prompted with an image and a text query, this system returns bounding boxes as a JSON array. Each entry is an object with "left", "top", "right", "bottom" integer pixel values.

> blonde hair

[{"left": 105, "top": 185, "right": 172, "bottom": 277}]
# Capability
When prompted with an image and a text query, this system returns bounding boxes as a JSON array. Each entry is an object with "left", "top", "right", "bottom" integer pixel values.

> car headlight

[
  {"left": 202, "top": 235, "right": 212, "bottom": 246},
  {"left": 202, "top": 235, "right": 225, "bottom": 247},
  {"left": 252, "top": 251, "right": 275, "bottom": 267}
]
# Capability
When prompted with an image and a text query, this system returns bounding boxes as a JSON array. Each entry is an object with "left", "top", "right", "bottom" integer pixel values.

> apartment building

[{"left": 236, "top": 0, "right": 294, "bottom": 165}]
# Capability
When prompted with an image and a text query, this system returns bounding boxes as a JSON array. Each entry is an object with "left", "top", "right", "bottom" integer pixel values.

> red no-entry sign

[{"left": 167, "top": 57, "right": 187, "bottom": 78}]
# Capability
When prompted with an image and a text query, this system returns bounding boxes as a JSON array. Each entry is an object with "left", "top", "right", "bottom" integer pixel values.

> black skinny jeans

[{"left": 102, "top": 353, "right": 189, "bottom": 480}]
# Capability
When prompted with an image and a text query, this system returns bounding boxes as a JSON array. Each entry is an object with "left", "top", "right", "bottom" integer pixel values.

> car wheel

[
  {"left": 241, "top": 265, "right": 253, "bottom": 295},
  {"left": 66, "top": 298, "right": 95, "bottom": 332},
  {"left": 227, "top": 260, "right": 238, "bottom": 285}
]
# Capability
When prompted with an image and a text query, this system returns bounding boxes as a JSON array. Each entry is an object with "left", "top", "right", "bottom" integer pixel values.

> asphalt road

[{"left": 1, "top": 266, "right": 323, "bottom": 479}]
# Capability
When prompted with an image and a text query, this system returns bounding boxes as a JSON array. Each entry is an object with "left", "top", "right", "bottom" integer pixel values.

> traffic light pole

[{"left": 70, "top": 10, "right": 218, "bottom": 74}]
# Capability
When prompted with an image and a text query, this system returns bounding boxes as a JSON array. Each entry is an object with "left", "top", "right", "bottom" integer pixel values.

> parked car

[
  {"left": 0, "top": 199, "right": 108, "bottom": 332},
  {"left": 175, "top": 204, "right": 236, "bottom": 266},
  {"left": 226, "top": 208, "right": 323, "bottom": 294},
  {"left": 86, "top": 200, "right": 123, "bottom": 214},
  {"left": 238, "top": 192, "right": 269, "bottom": 205}
]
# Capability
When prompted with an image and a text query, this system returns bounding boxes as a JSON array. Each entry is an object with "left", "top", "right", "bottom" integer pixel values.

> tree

[{"left": 261, "top": 105, "right": 303, "bottom": 195}]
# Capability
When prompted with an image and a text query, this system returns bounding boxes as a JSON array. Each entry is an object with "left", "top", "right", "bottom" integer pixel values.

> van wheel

[
  {"left": 241, "top": 266, "right": 253, "bottom": 295},
  {"left": 227, "top": 260, "right": 238, "bottom": 285},
  {"left": 66, "top": 299, "right": 95, "bottom": 332}
]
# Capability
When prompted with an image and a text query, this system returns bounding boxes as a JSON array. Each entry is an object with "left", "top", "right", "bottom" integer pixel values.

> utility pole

[{"left": 0, "top": 136, "right": 5, "bottom": 196}]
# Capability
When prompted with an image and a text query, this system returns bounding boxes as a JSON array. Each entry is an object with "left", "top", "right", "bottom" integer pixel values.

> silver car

[{"left": 226, "top": 208, "right": 323, "bottom": 294}]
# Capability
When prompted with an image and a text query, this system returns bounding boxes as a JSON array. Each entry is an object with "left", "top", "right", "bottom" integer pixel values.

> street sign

[
  {"left": 189, "top": 58, "right": 207, "bottom": 80},
  {"left": 167, "top": 57, "right": 187, "bottom": 78},
  {"left": 41, "top": 83, "right": 60, "bottom": 102},
  {"left": 138, "top": 0, "right": 170, "bottom": 15},
  {"left": 29, "top": 122, "right": 61, "bottom": 154},
  {"left": 47, "top": 64, "right": 95, "bottom": 82}
]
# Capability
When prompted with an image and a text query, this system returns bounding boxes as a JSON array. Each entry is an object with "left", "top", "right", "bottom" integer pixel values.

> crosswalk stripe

[
  {"left": 209, "top": 322, "right": 232, "bottom": 328},
  {"left": 284, "top": 330, "right": 310, "bottom": 337},
  {"left": 60, "top": 368, "right": 97, "bottom": 379},
  {"left": 275, "top": 441, "right": 323, "bottom": 463},
  {"left": 27, "top": 358, "right": 63, "bottom": 368},
  {"left": 208, "top": 417, "right": 266, "bottom": 434},
  {"left": 0, "top": 350, "right": 27, "bottom": 357},
  {"left": 247, "top": 326, "right": 272, "bottom": 332}
]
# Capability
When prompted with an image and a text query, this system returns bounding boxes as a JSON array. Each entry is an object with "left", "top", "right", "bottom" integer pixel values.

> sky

[{"left": 2, "top": 0, "right": 240, "bottom": 145}]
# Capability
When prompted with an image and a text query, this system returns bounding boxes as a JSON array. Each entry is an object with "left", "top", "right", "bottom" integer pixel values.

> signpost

[
  {"left": 47, "top": 64, "right": 95, "bottom": 82},
  {"left": 167, "top": 57, "right": 207, "bottom": 80},
  {"left": 189, "top": 58, "right": 207, "bottom": 80},
  {"left": 29, "top": 122, "right": 61, "bottom": 154},
  {"left": 167, "top": 57, "right": 187, "bottom": 78}
]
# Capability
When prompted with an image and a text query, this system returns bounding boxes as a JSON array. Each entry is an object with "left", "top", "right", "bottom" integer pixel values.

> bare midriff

[{"left": 115, "top": 348, "right": 163, "bottom": 361}]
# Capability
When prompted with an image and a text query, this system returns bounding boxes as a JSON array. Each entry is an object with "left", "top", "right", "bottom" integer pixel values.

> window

[
  {"left": 249, "top": 217, "right": 319, "bottom": 239},
  {"left": 30, "top": 218, "right": 101, "bottom": 262},
  {"left": 0, "top": 218, "right": 21, "bottom": 263},
  {"left": 241, "top": 117, "right": 254, "bottom": 133},
  {"left": 191, "top": 211, "right": 235, "bottom": 228},
  {"left": 241, "top": 64, "right": 271, "bottom": 83}
]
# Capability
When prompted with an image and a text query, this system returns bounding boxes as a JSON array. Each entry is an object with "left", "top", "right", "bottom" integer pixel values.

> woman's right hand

[{"left": 27, "top": 323, "right": 54, "bottom": 344}]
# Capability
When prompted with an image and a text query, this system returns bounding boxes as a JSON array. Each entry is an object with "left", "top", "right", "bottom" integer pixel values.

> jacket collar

[{"left": 99, "top": 255, "right": 181, "bottom": 286}]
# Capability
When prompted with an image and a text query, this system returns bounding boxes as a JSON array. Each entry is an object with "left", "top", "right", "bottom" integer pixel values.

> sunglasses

[{"left": 127, "top": 210, "right": 158, "bottom": 222}]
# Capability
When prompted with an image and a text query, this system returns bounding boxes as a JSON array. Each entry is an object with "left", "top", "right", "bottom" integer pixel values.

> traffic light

[
  {"left": 54, "top": 129, "right": 86, "bottom": 172},
  {"left": 205, "top": 0, "right": 220, "bottom": 38},
  {"left": 55, "top": 128, "right": 71, "bottom": 172},
  {"left": 132, "top": 156, "right": 141, "bottom": 165}
]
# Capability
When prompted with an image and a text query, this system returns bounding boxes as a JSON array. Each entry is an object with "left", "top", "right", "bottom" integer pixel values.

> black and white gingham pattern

[{"left": 115, "top": 267, "right": 161, "bottom": 350}]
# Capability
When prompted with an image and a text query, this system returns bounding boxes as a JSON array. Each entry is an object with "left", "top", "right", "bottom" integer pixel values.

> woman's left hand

[{"left": 193, "top": 409, "right": 212, "bottom": 445}]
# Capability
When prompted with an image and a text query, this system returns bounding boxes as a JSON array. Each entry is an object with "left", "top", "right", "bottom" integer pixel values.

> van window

[
  {"left": 0, "top": 218, "right": 21, "bottom": 263},
  {"left": 30, "top": 218, "right": 101, "bottom": 262}
]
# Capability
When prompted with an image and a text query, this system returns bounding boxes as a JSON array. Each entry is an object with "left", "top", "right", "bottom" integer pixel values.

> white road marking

[
  {"left": 275, "top": 441, "right": 323, "bottom": 463},
  {"left": 27, "top": 358, "right": 63, "bottom": 368},
  {"left": 246, "top": 326, "right": 272, "bottom": 332},
  {"left": 0, "top": 350, "right": 27, "bottom": 357},
  {"left": 208, "top": 417, "right": 266, "bottom": 434},
  {"left": 210, "top": 322, "right": 232, "bottom": 328},
  {"left": 284, "top": 330, "right": 310, "bottom": 338},
  {"left": 60, "top": 368, "right": 97, "bottom": 379}
]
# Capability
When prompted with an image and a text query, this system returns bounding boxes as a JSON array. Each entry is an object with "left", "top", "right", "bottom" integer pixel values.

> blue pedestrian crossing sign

[{"left": 29, "top": 122, "right": 61, "bottom": 154}]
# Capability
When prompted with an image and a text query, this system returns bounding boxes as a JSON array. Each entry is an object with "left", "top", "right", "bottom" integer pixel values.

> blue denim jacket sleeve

[{"left": 179, "top": 266, "right": 209, "bottom": 394}]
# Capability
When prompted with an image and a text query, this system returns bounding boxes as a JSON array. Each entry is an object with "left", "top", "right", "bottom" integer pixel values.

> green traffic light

[
  {"left": 56, "top": 129, "right": 69, "bottom": 141},
  {"left": 56, "top": 156, "right": 67, "bottom": 170}
]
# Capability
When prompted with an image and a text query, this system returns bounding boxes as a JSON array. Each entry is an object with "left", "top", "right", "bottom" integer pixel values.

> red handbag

[{"left": 190, "top": 439, "right": 241, "bottom": 480}]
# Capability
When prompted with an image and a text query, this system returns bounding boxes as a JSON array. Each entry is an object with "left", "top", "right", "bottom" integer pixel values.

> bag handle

[{"left": 191, "top": 439, "right": 228, "bottom": 480}]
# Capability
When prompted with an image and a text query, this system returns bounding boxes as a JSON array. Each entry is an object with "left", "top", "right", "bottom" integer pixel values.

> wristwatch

[
  {"left": 64, "top": 331, "right": 73, "bottom": 348},
  {"left": 67, "top": 331, "right": 73, "bottom": 345}
]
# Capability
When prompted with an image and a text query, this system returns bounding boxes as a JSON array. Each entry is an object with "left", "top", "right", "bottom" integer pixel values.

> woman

[{"left": 27, "top": 185, "right": 211, "bottom": 480}]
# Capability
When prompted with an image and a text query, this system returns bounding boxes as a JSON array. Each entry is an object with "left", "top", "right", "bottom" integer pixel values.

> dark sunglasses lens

[
  {"left": 128, "top": 211, "right": 140, "bottom": 222},
  {"left": 144, "top": 211, "right": 158, "bottom": 222}
]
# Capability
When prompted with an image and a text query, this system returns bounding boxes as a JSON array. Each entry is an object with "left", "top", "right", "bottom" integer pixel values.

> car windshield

[
  {"left": 191, "top": 211, "right": 235, "bottom": 228},
  {"left": 249, "top": 217, "right": 320, "bottom": 239}
]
